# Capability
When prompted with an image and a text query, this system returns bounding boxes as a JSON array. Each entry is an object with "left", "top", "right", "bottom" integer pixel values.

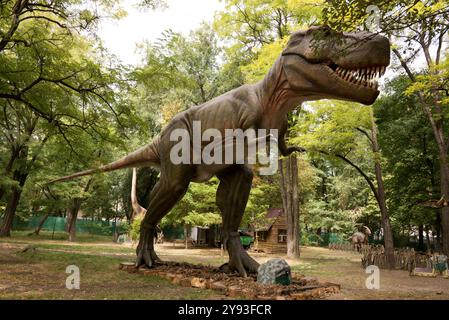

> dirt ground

[
  {"left": 154, "top": 244, "right": 449, "bottom": 299},
  {"left": 1, "top": 232, "right": 449, "bottom": 300}
]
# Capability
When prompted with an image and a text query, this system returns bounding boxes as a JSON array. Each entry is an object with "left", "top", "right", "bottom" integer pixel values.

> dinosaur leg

[
  {"left": 136, "top": 178, "right": 189, "bottom": 267},
  {"left": 216, "top": 166, "right": 259, "bottom": 277}
]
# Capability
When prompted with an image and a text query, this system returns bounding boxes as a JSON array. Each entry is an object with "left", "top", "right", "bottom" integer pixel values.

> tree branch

[{"left": 356, "top": 127, "right": 373, "bottom": 145}]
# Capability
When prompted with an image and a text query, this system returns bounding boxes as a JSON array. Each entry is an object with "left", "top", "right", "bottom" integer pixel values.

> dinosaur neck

[{"left": 255, "top": 55, "right": 304, "bottom": 128}]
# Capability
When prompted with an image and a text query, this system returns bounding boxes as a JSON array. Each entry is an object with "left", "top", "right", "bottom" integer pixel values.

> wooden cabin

[{"left": 255, "top": 208, "right": 287, "bottom": 254}]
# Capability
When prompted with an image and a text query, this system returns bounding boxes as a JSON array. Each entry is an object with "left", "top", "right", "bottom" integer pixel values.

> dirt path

[{"left": 153, "top": 245, "right": 449, "bottom": 299}]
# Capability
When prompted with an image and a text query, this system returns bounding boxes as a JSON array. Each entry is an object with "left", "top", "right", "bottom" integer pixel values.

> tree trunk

[
  {"left": 436, "top": 211, "right": 442, "bottom": 252},
  {"left": 66, "top": 178, "right": 92, "bottom": 242},
  {"left": 184, "top": 225, "right": 188, "bottom": 249},
  {"left": 30, "top": 213, "right": 50, "bottom": 236},
  {"left": 418, "top": 224, "right": 424, "bottom": 252},
  {"left": 67, "top": 198, "right": 82, "bottom": 242},
  {"left": 439, "top": 152, "right": 449, "bottom": 255},
  {"left": 207, "top": 227, "right": 216, "bottom": 247},
  {"left": 279, "top": 155, "right": 300, "bottom": 259},
  {"left": 0, "top": 147, "right": 21, "bottom": 201},
  {"left": 371, "top": 116, "right": 395, "bottom": 268},
  {"left": 0, "top": 187, "right": 22, "bottom": 237},
  {"left": 425, "top": 225, "right": 431, "bottom": 251},
  {"left": 0, "top": 153, "right": 29, "bottom": 237}
]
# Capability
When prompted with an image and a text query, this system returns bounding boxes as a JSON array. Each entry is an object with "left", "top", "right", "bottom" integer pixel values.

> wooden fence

[
  {"left": 328, "top": 242, "right": 432, "bottom": 271},
  {"left": 360, "top": 245, "right": 430, "bottom": 271},
  {"left": 328, "top": 242, "right": 370, "bottom": 251}
]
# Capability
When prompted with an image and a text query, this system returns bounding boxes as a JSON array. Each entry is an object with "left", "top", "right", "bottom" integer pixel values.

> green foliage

[
  {"left": 181, "top": 212, "right": 222, "bottom": 228},
  {"left": 2, "top": 0, "right": 447, "bottom": 250},
  {"left": 375, "top": 76, "right": 440, "bottom": 232},
  {"left": 406, "top": 57, "right": 449, "bottom": 108},
  {"left": 130, "top": 216, "right": 143, "bottom": 242},
  {"left": 214, "top": 0, "right": 322, "bottom": 59},
  {"left": 163, "top": 179, "right": 221, "bottom": 228},
  {"left": 322, "top": 0, "right": 449, "bottom": 34},
  {"left": 0, "top": 0, "right": 162, "bottom": 233},
  {"left": 241, "top": 38, "right": 288, "bottom": 83},
  {"left": 292, "top": 101, "right": 372, "bottom": 155},
  {"left": 135, "top": 23, "right": 242, "bottom": 125}
]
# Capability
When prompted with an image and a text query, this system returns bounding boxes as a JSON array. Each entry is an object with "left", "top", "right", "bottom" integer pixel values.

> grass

[
  {"left": 3, "top": 231, "right": 449, "bottom": 300},
  {"left": 0, "top": 232, "right": 223, "bottom": 300},
  {"left": 10, "top": 230, "right": 114, "bottom": 243}
]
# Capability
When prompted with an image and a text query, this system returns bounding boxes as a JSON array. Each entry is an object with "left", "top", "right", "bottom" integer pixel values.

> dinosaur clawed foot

[
  {"left": 223, "top": 233, "right": 260, "bottom": 277},
  {"left": 136, "top": 228, "right": 162, "bottom": 268}
]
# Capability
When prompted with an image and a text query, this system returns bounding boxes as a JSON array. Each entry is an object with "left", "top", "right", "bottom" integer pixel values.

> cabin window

[
  {"left": 258, "top": 231, "right": 268, "bottom": 241},
  {"left": 278, "top": 229, "right": 287, "bottom": 243}
]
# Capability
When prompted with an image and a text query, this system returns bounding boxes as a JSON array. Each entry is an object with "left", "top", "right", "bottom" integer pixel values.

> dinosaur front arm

[
  {"left": 278, "top": 118, "right": 306, "bottom": 156},
  {"left": 278, "top": 135, "right": 306, "bottom": 156}
]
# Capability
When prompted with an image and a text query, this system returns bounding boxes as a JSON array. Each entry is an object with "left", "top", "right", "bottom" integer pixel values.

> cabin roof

[
  {"left": 255, "top": 208, "right": 284, "bottom": 232},
  {"left": 266, "top": 208, "right": 284, "bottom": 218}
]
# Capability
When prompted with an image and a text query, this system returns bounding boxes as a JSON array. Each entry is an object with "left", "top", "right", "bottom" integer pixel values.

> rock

[
  {"left": 140, "top": 268, "right": 156, "bottom": 276},
  {"left": 166, "top": 273, "right": 177, "bottom": 281},
  {"left": 257, "top": 259, "right": 292, "bottom": 285},
  {"left": 302, "top": 276, "right": 318, "bottom": 283},
  {"left": 180, "top": 277, "right": 193, "bottom": 287},
  {"left": 227, "top": 285, "right": 242, "bottom": 297},
  {"left": 241, "top": 288, "right": 257, "bottom": 299},
  {"left": 290, "top": 292, "right": 307, "bottom": 300},
  {"left": 210, "top": 281, "right": 227, "bottom": 292},
  {"left": 118, "top": 262, "right": 135, "bottom": 271},
  {"left": 171, "top": 274, "right": 183, "bottom": 285},
  {"left": 191, "top": 277, "right": 207, "bottom": 288}
]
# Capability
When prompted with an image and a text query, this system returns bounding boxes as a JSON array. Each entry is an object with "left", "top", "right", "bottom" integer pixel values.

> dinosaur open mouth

[{"left": 327, "top": 62, "right": 386, "bottom": 90}]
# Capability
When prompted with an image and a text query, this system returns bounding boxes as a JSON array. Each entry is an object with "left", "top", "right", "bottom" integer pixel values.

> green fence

[
  {"left": 304, "top": 232, "right": 347, "bottom": 247},
  {"left": 11, "top": 215, "right": 126, "bottom": 236},
  {"left": 162, "top": 225, "right": 185, "bottom": 240}
]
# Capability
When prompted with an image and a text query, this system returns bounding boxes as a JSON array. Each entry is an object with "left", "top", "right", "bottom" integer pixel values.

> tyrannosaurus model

[
  {"left": 130, "top": 168, "right": 163, "bottom": 243},
  {"left": 51, "top": 26, "right": 390, "bottom": 277},
  {"left": 131, "top": 168, "right": 146, "bottom": 219}
]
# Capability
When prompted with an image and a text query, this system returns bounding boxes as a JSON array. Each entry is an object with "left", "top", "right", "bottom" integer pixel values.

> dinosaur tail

[
  {"left": 131, "top": 168, "right": 146, "bottom": 217},
  {"left": 48, "top": 143, "right": 160, "bottom": 184}
]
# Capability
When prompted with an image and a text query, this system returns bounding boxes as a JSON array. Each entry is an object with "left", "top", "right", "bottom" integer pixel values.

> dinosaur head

[
  {"left": 362, "top": 226, "right": 372, "bottom": 235},
  {"left": 281, "top": 26, "right": 390, "bottom": 105}
]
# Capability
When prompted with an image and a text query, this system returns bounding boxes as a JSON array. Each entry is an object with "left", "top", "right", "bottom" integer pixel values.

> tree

[
  {"left": 322, "top": 0, "right": 449, "bottom": 255},
  {"left": 0, "top": 102, "right": 47, "bottom": 236},
  {"left": 292, "top": 101, "right": 395, "bottom": 267},
  {"left": 0, "top": 29, "right": 132, "bottom": 236},
  {"left": 0, "top": 0, "right": 165, "bottom": 237},
  {"left": 375, "top": 76, "right": 440, "bottom": 249},
  {"left": 136, "top": 23, "right": 242, "bottom": 115},
  {"left": 214, "top": 0, "right": 322, "bottom": 60}
]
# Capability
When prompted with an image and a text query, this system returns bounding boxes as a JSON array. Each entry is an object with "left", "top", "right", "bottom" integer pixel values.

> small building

[
  {"left": 255, "top": 208, "right": 287, "bottom": 254},
  {"left": 188, "top": 225, "right": 220, "bottom": 247}
]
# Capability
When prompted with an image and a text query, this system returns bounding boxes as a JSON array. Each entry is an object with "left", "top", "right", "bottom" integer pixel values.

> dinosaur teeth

[{"left": 333, "top": 65, "right": 386, "bottom": 89}]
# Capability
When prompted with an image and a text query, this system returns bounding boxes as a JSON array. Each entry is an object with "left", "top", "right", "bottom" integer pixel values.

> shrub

[{"left": 130, "top": 216, "right": 143, "bottom": 242}]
